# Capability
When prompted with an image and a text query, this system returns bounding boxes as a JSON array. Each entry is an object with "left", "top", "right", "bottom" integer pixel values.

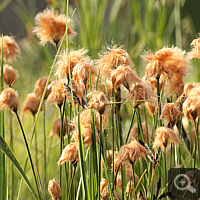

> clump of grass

[{"left": 1, "top": 1, "right": 200, "bottom": 200}]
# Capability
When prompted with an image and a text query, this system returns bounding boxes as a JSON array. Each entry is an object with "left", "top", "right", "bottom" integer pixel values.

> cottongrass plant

[{"left": 2, "top": 2, "right": 200, "bottom": 200}]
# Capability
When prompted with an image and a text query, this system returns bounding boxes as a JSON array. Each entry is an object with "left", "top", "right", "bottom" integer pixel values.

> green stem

[
  {"left": 10, "top": 110, "right": 14, "bottom": 198},
  {"left": 34, "top": 116, "right": 38, "bottom": 172},
  {"left": 67, "top": 164, "right": 77, "bottom": 200},
  {"left": 15, "top": 111, "right": 41, "bottom": 199},
  {"left": 0, "top": 34, "right": 6, "bottom": 200},
  {"left": 98, "top": 114, "right": 103, "bottom": 200},
  {"left": 125, "top": 109, "right": 136, "bottom": 144},
  {"left": 59, "top": 105, "right": 64, "bottom": 200},
  {"left": 131, "top": 162, "right": 136, "bottom": 198},
  {"left": 43, "top": 102, "right": 47, "bottom": 199},
  {"left": 156, "top": 75, "right": 162, "bottom": 127}
]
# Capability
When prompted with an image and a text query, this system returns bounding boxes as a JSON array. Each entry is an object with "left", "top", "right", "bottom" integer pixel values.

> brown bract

[
  {"left": 118, "top": 140, "right": 150, "bottom": 165},
  {"left": 21, "top": 93, "right": 41, "bottom": 117},
  {"left": 111, "top": 65, "right": 142, "bottom": 90},
  {"left": 88, "top": 91, "right": 109, "bottom": 115},
  {"left": 58, "top": 142, "right": 79, "bottom": 165},
  {"left": 0, "top": 36, "right": 20, "bottom": 62},
  {"left": 183, "top": 95, "right": 200, "bottom": 123},
  {"left": 33, "top": 8, "right": 76, "bottom": 46},
  {"left": 153, "top": 127, "right": 180, "bottom": 151},
  {"left": 2, "top": 64, "right": 19, "bottom": 87},
  {"left": 34, "top": 77, "right": 52, "bottom": 100},
  {"left": 55, "top": 49, "right": 89, "bottom": 80},
  {"left": 0, "top": 88, "right": 19, "bottom": 113},
  {"left": 160, "top": 103, "right": 182, "bottom": 127},
  {"left": 47, "top": 80, "right": 66, "bottom": 108},
  {"left": 48, "top": 178, "right": 62, "bottom": 200},
  {"left": 129, "top": 82, "right": 156, "bottom": 108},
  {"left": 97, "top": 46, "right": 133, "bottom": 79}
]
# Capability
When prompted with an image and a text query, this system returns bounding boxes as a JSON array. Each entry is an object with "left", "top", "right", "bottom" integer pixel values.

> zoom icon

[{"left": 168, "top": 168, "right": 200, "bottom": 200}]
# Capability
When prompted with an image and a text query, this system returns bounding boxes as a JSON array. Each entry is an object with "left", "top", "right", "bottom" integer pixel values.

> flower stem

[{"left": 15, "top": 111, "right": 41, "bottom": 199}]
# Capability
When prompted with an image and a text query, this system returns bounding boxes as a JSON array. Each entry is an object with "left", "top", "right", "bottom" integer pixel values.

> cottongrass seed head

[
  {"left": 47, "top": 80, "right": 66, "bottom": 108},
  {"left": 0, "top": 88, "right": 19, "bottom": 113},
  {"left": 153, "top": 127, "right": 180, "bottom": 151},
  {"left": 0, "top": 35, "right": 20, "bottom": 63},
  {"left": 49, "top": 117, "right": 68, "bottom": 139},
  {"left": 58, "top": 142, "right": 79, "bottom": 166},
  {"left": 188, "top": 37, "right": 200, "bottom": 59},
  {"left": 48, "top": 178, "right": 62, "bottom": 200},
  {"left": 118, "top": 140, "right": 150, "bottom": 166},
  {"left": 97, "top": 46, "right": 133, "bottom": 79},
  {"left": 21, "top": 92, "right": 41, "bottom": 117},
  {"left": 55, "top": 48, "right": 89, "bottom": 80},
  {"left": 160, "top": 103, "right": 182, "bottom": 127},
  {"left": 34, "top": 76, "right": 53, "bottom": 100},
  {"left": 111, "top": 65, "right": 142, "bottom": 90},
  {"left": 2, "top": 64, "right": 19, "bottom": 87},
  {"left": 33, "top": 8, "right": 76, "bottom": 46},
  {"left": 129, "top": 82, "right": 156, "bottom": 108},
  {"left": 183, "top": 95, "right": 200, "bottom": 123},
  {"left": 88, "top": 91, "right": 109, "bottom": 115}
]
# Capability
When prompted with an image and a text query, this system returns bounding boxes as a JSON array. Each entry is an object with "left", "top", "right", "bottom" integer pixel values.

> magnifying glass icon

[{"left": 174, "top": 174, "right": 196, "bottom": 193}]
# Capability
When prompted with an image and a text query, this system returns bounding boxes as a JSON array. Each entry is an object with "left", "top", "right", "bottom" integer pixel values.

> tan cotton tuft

[
  {"left": 0, "top": 88, "right": 19, "bottom": 112},
  {"left": 21, "top": 93, "right": 41, "bottom": 117},
  {"left": 153, "top": 127, "right": 180, "bottom": 151},
  {"left": 34, "top": 77, "right": 53, "bottom": 100},
  {"left": 48, "top": 178, "right": 62, "bottom": 200},
  {"left": 33, "top": 8, "right": 76, "bottom": 46},
  {"left": 58, "top": 143, "right": 79, "bottom": 165},
  {"left": 0, "top": 36, "right": 20, "bottom": 62},
  {"left": 2, "top": 64, "right": 19, "bottom": 87}
]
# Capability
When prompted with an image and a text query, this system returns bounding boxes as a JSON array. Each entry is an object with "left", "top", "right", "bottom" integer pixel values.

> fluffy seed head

[
  {"left": 88, "top": 91, "right": 109, "bottom": 115},
  {"left": 111, "top": 65, "right": 142, "bottom": 90},
  {"left": 0, "top": 88, "right": 19, "bottom": 112},
  {"left": 21, "top": 93, "right": 41, "bottom": 117},
  {"left": 188, "top": 38, "right": 200, "bottom": 59},
  {"left": 34, "top": 77, "right": 52, "bottom": 100},
  {"left": 1, "top": 64, "right": 19, "bottom": 87},
  {"left": 153, "top": 127, "right": 180, "bottom": 151},
  {"left": 143, "top": 47, "right": 190, "bottom": 80},
  {"left": 49, "top": 117, "right": 68, "bottom": 139},
  {"left": 55, "top": 49, "right": 89, "bottom": 80},
  {"left": 47, "top": 80, "right": 66, "bottom": 108},
  {"left": 145, "top": 98, "right": 158, "bottom": 116},
  {"left": 48, "top": 178, "right": 62, "bottom": 200},
  {"left": 160, "top": 103, "right": 182, "bottom": 127},
  {"left": 118, "top": 140, "right": 150, "bottom": 165},
  {"left": 129, "top": 122, "right": 151, "bottom": 144},
  {"left": 97, "top": 46, "right": 133, "bottom": 79},
  {"left": 184, "top": 82, "right": 199, "bottom": 97},
  {"left": 183, "top": 95, "right": 200, "bottom": 123},
  {"left": 33, "top": 8, "right": 76, "bottom": 46},
  {"left": 58, "top": 143, "right": 79, "bottom": 165},
  {"left": 129, "top": 82, "right": 156, "bottom": 108},
  {"left": 164, "top": 76, "right": 184, "bottom": 97},
  {"left": 73, "top": 62, "right": 98, "bottom": 89},
  {"left": 0, "top": 36, "right": 20, "bottom": 62}
]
